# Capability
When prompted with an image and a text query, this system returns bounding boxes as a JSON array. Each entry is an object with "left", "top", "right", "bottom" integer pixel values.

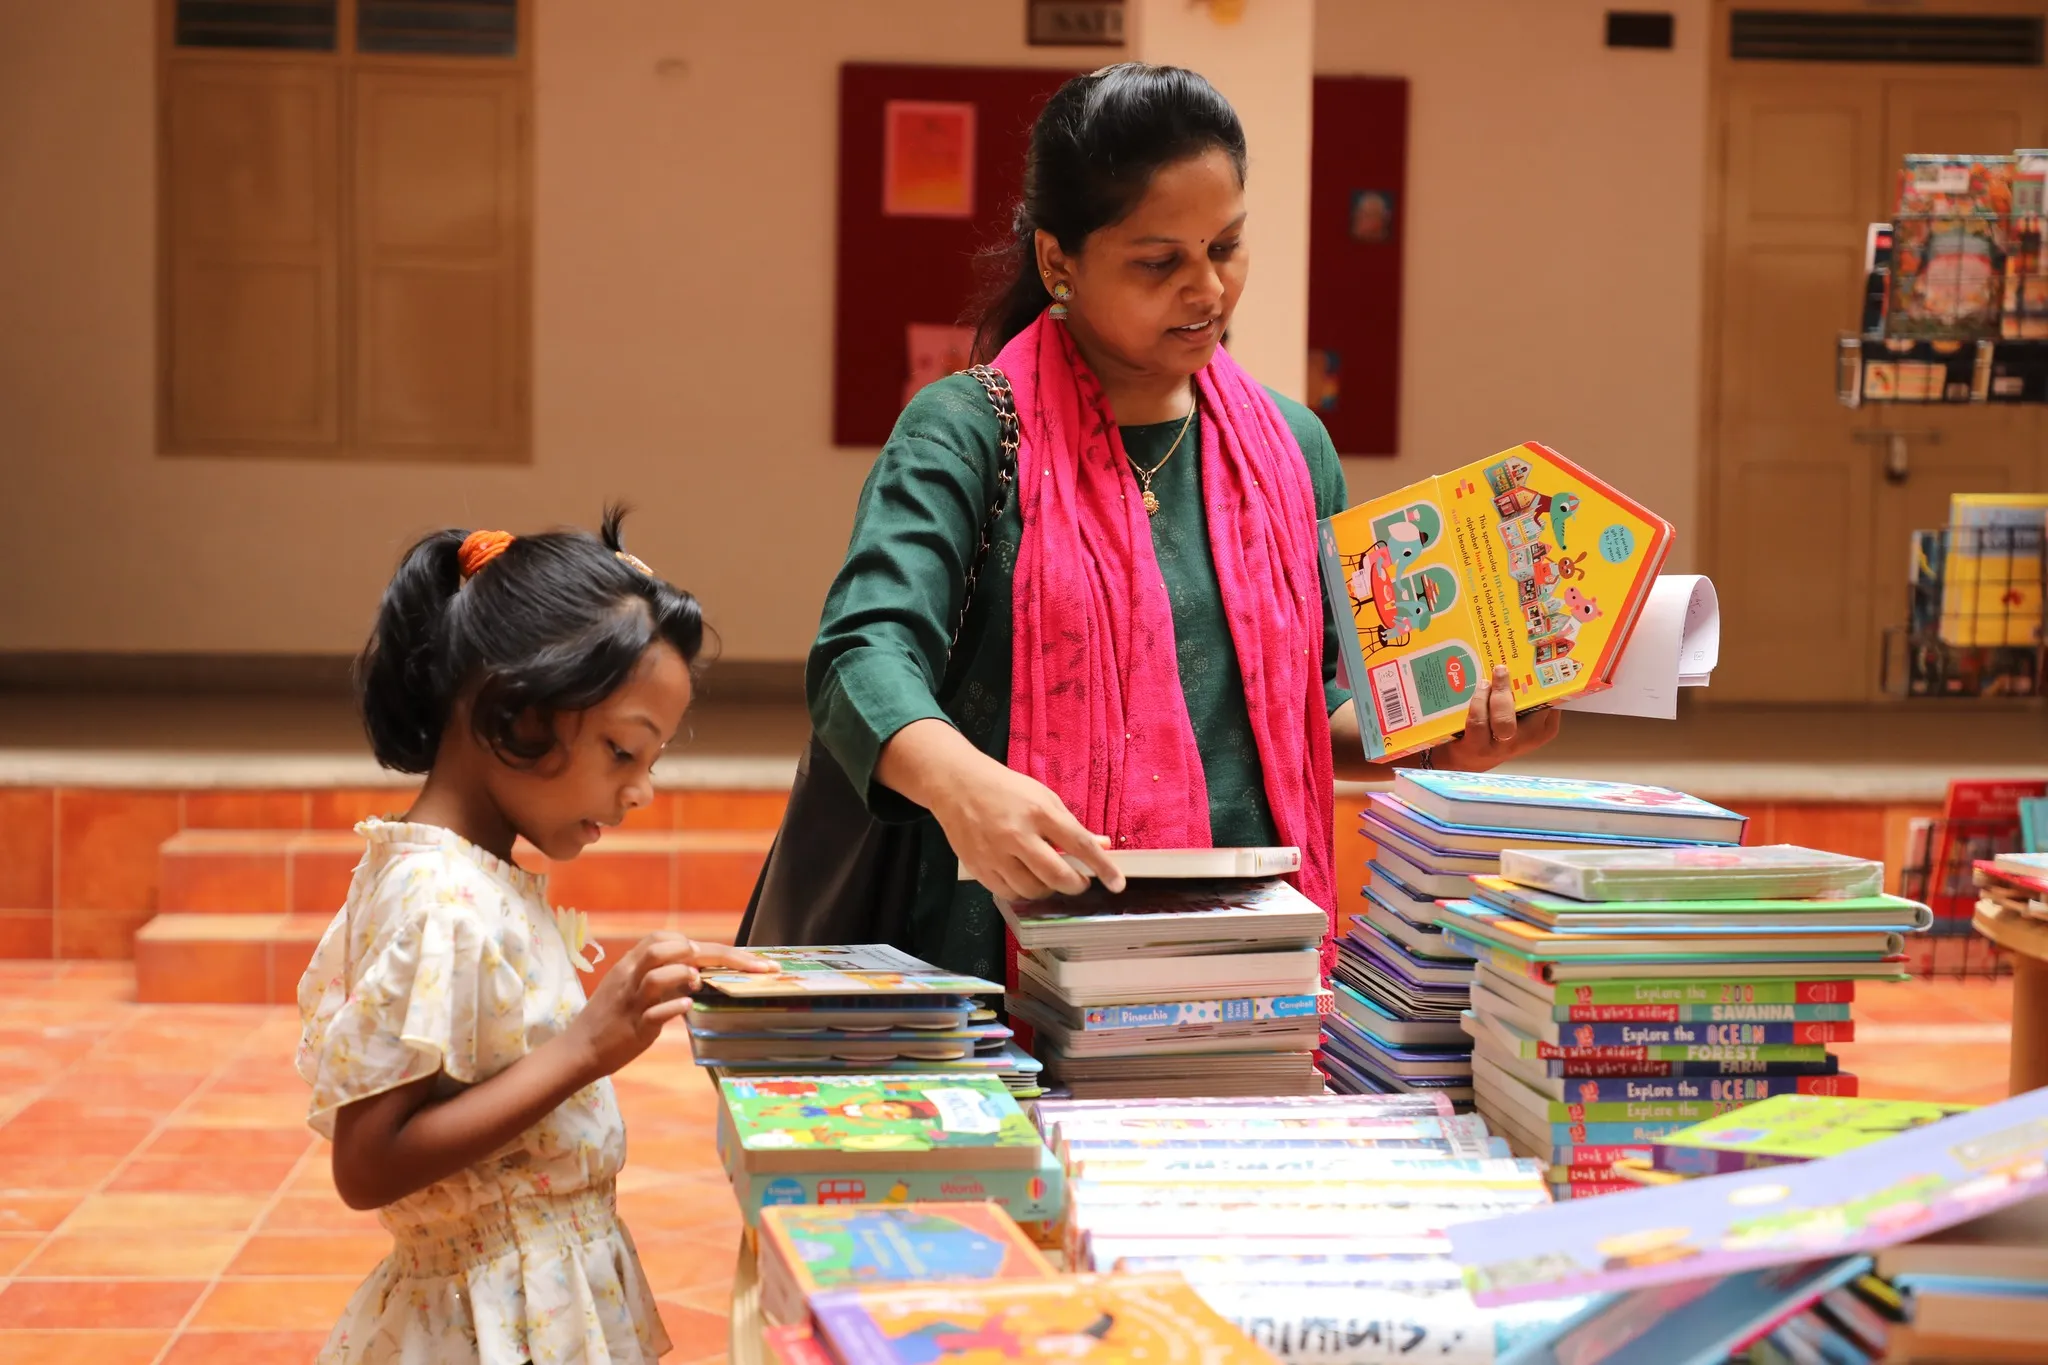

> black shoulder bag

[{"left": 736, "top": 365, "right": 1019, "bottom": 948}]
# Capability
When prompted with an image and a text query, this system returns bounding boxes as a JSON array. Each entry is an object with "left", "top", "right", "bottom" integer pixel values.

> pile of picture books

[
  {"left": 754, "top": 1200, "right": 1054, "bottom": 1328},
  {"left": 712, "top": 1072, "right": 1063, "bottom": 1229},
  {"left": 1436, "top": 822, "right": 1929, "bottom": 1202},
  {"left": 689, "top": 944, "right": 1043, "bottom": 1098},
  {"left": 1445, "top": 1086, "right": 2048, "bottom": 1365},
  {"left": 1032, "top": 1094, "right": 1593, "bottom": 1358},
  {"left": 1327, "top": 772, "right": 1749, "bottom": 1107},
  {"left": 998, "top": 848, "right": 1330, "bottom": 1099},
  {"left": 1977, "top": 848, "right": 2048, "bottom": 922}
]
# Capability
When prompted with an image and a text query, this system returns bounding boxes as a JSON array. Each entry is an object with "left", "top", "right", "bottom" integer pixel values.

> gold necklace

[{"left": 1129, "top": 402, "right": 1196, "bottom": 516}]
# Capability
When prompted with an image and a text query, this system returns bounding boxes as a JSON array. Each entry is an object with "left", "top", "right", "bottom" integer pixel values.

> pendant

[{"left": 1142, "top": 489, "right": 1161, "bottom": 516}]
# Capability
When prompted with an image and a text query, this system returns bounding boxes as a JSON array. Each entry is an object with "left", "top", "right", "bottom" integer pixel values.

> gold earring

[{"left": 1049, "top": 280, "right": 1072, "bottom": 320}]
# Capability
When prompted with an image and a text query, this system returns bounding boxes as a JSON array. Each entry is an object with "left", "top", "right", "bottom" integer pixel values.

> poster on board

[{"left": 883, "top": 100, "right": 977, "bottom": 218}]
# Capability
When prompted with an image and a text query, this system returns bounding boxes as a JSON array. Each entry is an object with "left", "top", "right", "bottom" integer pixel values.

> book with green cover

[
  {"left": 1651, "top": 1095, "right": 1977, "bottom": 1176},
  {"left": 1469, "top": 876, "right": 1932, "bottom": 932},
  {"left": 1497, "top": 845, "right": 1884, "bottom": 903},
  {"left": 717, "top": 1075, "right": 1046, "bottom": 1175}
]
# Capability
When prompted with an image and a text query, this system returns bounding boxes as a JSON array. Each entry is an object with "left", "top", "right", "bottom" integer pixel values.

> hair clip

[
  {"left": 459, "top": 530, "right": 515, "bottom": 582},
  {"left": 615, "top": 550, "right": 654, "bottom": 577}
]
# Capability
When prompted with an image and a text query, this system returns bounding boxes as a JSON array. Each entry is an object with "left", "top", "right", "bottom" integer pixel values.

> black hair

[
  {"left": 970, "top": 63, "right": 1248, "bottom": 362},
  {"left": 356, "top": 506, "right": 708, "bottom": 774}
]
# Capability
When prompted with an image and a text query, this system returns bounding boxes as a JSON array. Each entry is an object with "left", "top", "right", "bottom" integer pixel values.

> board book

[
  {"left": 1469, "top": 876, "right": 1932, "bottom": 933},
  {"left": 995, "top": 878, "right": 1326, "bottom": 953},
  {"left": 734, "top": 1149, "right": 1066, "bottom": 1230},
  {"left": 957, "top": 845, "right": 1301, "bottom": 882},
  {"left": 756, "top": 1201, "right": 1053, "bottom": 1327},
  {"left": 1449, "top": 1085, "right": 2048, "bottom": 1309},
  {"left": 1366, "top": 792, "right": 1704, "bottom": 856},
  {"left": 716, "top": 1074, "right": 1044, "bottom": 1175},
  {"left": 1649, "top": 1094, "right": 1978, "bottom": 1176},
  {"left": 696, "top": 944, "right": 999, "bottom": 999},
  {"left": 808, "top": 1273, "right": 1273, "bottom": 1365},
  {"left": 1319, "top": 441, "right": 1674, "bottom": 760},
  {"left": 1393, "top": 771, "right": 1748, "bottom": 843},
  {"left": 1471, "top": 983, "right": 1854, "bottom": 1049},
  {"left": 1498, "top": 845, "right": 1885, "bottom": 904},
  {"left": 1437, "top": 900, "right": 1907, "bottom": 961}
]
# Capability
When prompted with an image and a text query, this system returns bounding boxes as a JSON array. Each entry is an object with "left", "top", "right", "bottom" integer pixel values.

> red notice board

[
  {"left": 1307, "top": 76, "right": 1409, "bottom": 458},
  {"left": 834, "top": 63, "right": 1076, "bottom": 448}
]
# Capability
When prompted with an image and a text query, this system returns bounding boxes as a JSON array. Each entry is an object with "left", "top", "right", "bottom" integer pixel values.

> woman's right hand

[
  {"left": 564, "top": 933, "right": 775, "bottom": 1080},
  {"left": 930, "top": 752, "right": 1125, "bottom": 903}
]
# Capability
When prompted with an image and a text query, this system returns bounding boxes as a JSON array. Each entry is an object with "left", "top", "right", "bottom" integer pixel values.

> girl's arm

[{"left": 329, "top": 934, "right": 770, "bottom": 1211}]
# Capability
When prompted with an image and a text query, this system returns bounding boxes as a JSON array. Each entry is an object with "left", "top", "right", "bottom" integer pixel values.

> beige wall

[
  {"left": 0, "top": 0, "right": 1710, "bottom": 663},
  {"left": 1317, "top": 0, "right": 1711, "bottom": 568}
]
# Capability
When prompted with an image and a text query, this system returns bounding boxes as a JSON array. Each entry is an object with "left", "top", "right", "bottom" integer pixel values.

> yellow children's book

[
  {"left": 1320, "top": 442, "right": 1674, "bottom": 760},
  {"left": 1939, "top": 493, "right": 2046, "bottom": 647}
]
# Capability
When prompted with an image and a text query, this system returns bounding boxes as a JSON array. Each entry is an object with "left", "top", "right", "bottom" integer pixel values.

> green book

[
  {"left": 1651, "top": 1094, "right": 1976, "bottom": 1175},
  {"left": 1521, "top": 978, "right": 1860, "bottom": 1008},
  {"left": 716, "top": 1074, "right": 1045, "bottom": 1177},
  {"left": 1469, "top": 876, "right": 1932, "bottom": 931}
]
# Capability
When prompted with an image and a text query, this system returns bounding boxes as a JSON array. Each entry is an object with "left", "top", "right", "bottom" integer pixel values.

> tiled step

[
  {"left": 134, "top": 909, "right": 746, "bottom": 1005},
  {"left": 157, "top": 828, "right": 774, "bottom": 916}
]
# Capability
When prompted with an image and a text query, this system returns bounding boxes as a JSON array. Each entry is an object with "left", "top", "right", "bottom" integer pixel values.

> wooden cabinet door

[{"left": 1710, "top": 70, "right": 1887, "bottom": 701}]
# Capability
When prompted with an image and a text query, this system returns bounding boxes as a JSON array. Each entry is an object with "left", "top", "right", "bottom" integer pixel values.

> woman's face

[{"left": 1041, "top": 147, "right": 1248, "bottom": 389}]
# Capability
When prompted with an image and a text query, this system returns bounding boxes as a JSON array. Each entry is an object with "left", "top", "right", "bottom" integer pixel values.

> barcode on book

[{"left": 1369, "top": 661, "right": 1414, "bottom": 733}]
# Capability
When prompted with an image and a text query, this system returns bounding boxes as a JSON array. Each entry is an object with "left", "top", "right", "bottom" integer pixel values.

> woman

[{"left": 808, "top": 64, "right": 1559, "bottom": 982}]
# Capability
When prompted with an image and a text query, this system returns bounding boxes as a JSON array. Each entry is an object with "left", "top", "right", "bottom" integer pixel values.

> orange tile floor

[{"left": 0, "top": 963, "right": 2017, "bottom": 1363}]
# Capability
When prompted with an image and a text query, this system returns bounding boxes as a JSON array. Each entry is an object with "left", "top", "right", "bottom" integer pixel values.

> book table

[{"left": 1973, "top": 902, "right": 2048, "bottom": 1095}]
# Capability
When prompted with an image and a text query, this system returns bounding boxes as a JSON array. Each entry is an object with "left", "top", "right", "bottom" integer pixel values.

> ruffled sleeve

[{"left": 295, "top": 858, "right": 518, "bottom": 1139}]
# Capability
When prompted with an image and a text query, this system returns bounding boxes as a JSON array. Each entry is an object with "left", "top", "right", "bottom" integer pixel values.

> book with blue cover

[
  {"left": 1368, "top": 791, "right": 1718, "bottom": 853},
  {"left": 1449, "top": 1087, "right": 2048, "bottom": 1309}
]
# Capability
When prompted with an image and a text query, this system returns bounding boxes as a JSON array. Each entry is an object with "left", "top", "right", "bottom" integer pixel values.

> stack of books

[
  {"left": 1446, "top": 1087, "right": 2048, "bottom": 1365},
  {"left": 1977, "top": 848, "right": 2048, "bottom": 921},
  {"left": 1327, "top": 772, "right": 1748, "bottom": 1107},
  {"left": 690, "top": 944, "right": 1044, "bottom": 1098},
  {"left": 1032, "top": 1094, "right": 1592, "bottom": 1357},
  {"left": 998, "top": 848, "right": 1330, "bottom": 1099},
  {"left": 1438, "top": 838, "right": 1928, "bottom": 1202},
  {"left": 713, "top": 1072, "right": 1062, "bottom": 1227}
]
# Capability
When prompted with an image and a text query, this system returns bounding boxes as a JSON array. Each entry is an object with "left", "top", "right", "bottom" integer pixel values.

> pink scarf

[{"left": 996, "top": 315, "right": 1339, "bottom": 974}]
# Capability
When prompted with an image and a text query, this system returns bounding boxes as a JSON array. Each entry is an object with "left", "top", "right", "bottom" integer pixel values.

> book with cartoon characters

[
  {"left": 1649, "top": 1095, "right": 1978, "bottom": 1176},
  {"left": 716, "top": 1075, "right": 1046, "bottom": 1175},
  {"left": 1319, "top": 442, "right": 1675, "bottom": 760},
  {"left": 1446, "top": 1084, "right": 2048, "bottom": 1309},
  {"left": 809, "top": 1273, "right": 1273, "bottom": 1365},
  {"left": 756, "top": 1201, "right": 1054, "bottom": 1327},
  {"left": 695, "top": 944, "right": 1001, "bottom": 999}
]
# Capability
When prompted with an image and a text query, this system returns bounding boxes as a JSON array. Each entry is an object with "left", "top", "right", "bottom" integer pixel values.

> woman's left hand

[{"left": 1429, "top": 664, "right": 1563, "bottom": 772}]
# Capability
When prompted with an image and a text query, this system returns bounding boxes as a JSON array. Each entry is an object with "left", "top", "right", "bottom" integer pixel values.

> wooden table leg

[{"left": 2009, "top": 950, "right": 2048, "bottom": 1097}]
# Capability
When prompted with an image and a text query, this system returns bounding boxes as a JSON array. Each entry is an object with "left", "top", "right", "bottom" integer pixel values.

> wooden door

[
  {"left": 1708, "top": 28, "right": 2048, "bottom": 703},
  {"left": 1710, "top": 69, "right": 1887, "bottom": 701}
]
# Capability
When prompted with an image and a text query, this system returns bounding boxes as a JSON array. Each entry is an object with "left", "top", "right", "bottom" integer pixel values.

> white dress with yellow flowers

[{"left": 296, "top": 820, "right": 670, "bottom": 1365}]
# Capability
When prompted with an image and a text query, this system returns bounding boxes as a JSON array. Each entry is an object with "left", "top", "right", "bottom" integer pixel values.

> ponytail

[{"left": 356, "top": 529, "right": 465, "bottom": 774}]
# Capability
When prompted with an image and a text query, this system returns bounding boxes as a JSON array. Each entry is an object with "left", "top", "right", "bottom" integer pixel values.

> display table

[{"left": 1973, "top": 903, "right": 2048, "bottom": 1096}]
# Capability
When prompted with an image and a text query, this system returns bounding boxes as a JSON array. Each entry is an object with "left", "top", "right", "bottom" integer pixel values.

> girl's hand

[
  {"left": 564, "top": 934, "right": 775, "bottom": 1080},
  {"left": 1430, "top": 664, "right": 1563, "bottom": 773},
  {"left": 931, "top": 752, "right": 1124, "bottom": 903}
]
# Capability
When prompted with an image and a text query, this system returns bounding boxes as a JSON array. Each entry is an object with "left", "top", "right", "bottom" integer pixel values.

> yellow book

[
  {"left": 1319, "top": 442, "right": 1674, "bottom": 760},
  {"left": 1940, "top": 493, "right": 2046, "bottom": 647}
]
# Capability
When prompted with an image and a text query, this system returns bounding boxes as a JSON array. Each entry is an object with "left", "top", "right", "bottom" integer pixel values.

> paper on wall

[{"left": 1560, "top": 575, "right": 1719, "bottom": 720}]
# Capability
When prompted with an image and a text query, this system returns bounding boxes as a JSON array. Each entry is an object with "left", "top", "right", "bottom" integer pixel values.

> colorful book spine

[
  {"left": 1526, "top": 1120, "right": 1695, "bottom": 1145},
  {"left": 1554, "top": 980, "right": 1859, "bottom": 1007},
  {"left": 1530, "top": 1057, "right": 1842, "bottom": 1079},
  {"left": 1524, "top": 1098, "right": 1776, "bottom": 1125},
  {"left": 1076, "top": 992, "right": 1327, "bottom": 1030},
  {"left": 1536, "top": 1074, "right": 1858, "bottom": 1104},
  {"left": 1533, "top": 1021, "right": 1853, "bottom": 1048},
  {"left": 1548, "top": 1003, "right": 1853, "bottom": 1023},
  {"left": 1548, "top": 1144, "right": 1657, "bottom": 1166},
  {"left": 1508, "top": 1041, "right": 1832, "bottom": 1064},
  {"left": 1552, "top": 1181, "right": 1637, "bottom": 1199},
  {"left": 732, "top": 1155, "right": 1064, "bottom": 1228}
]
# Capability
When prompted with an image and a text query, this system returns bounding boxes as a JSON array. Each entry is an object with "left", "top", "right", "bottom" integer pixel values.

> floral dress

[{"left": 296, "top": 820, "right": 671, "bottom": 1364}]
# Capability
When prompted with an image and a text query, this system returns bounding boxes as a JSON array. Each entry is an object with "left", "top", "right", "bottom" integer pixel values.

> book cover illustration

[
  {"left": 698, "top": 944, "right": 1001, "bottom": 998},
  {"left": 1399, "top": 771, "right": 1739, "bottom": 825},
  {"left": 761, "top": 1203, "right": 1052, "bottom": 1299},
  {"left": 1448, "top": 1087, "right": 2048, "bottom": 1308},
  {"left": 1651, "top": 1095, "right": 1977, "bottom": 1175},
  {"left": 720, "top": 1075, "right": 1043, "bottom": 1169},
  {"left": 1320, "top": 442, "right": 1674, "bottom": 759},
  {"left": 809, "top": 1273, "right": 1272, "bottom": 1365},
  {"left": 1498, "top": 845, "right": 1885, "bottom": 904}
]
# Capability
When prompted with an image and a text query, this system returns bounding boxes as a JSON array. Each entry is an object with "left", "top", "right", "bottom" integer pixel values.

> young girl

[{"left": 297, "top": 509, "right": 773, "bottom": 1364}]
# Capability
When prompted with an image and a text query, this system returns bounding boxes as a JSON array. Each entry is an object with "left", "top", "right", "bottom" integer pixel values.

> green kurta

[{"left": 808, "top": 372, "right": 1352, "bottom": 981}]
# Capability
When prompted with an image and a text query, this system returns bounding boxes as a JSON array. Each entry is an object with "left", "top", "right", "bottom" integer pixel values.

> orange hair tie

[{"left": 458, "top": 530, "right": 515, "bottom": 581}]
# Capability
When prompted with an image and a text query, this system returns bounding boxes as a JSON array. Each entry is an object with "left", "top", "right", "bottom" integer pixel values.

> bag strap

[{"left": 949, "top": 364, "right": 1020, "bottom": 655}]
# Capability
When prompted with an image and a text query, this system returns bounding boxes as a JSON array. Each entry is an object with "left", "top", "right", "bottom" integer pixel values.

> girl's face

[
  {"left": 487, "top": 642, "right": 693, "bottom": 862},
  {"left": 1039, "top": 148, "right": 1248, "bottom": 396}
]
